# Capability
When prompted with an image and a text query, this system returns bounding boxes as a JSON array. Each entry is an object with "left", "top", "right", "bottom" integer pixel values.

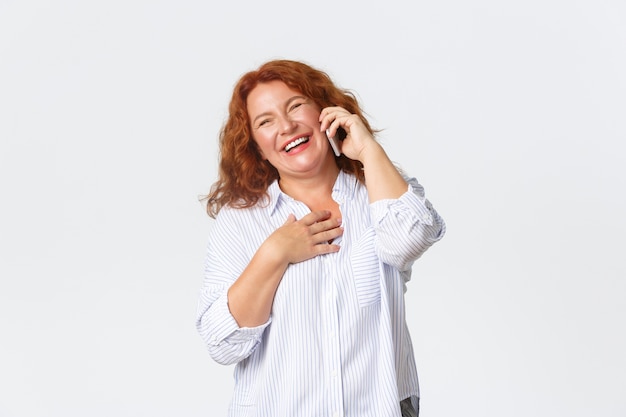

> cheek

[{"left": 296, "top": 108, "right": 321, "bottom": 124}]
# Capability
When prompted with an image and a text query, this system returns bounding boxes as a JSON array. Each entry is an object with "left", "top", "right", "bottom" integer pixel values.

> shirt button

[
  {"left": 331, "top": 369, "right": 338, "bottom": 377},
  {"left": 332, "top": 412, "right": 339, "bottom": 417}
]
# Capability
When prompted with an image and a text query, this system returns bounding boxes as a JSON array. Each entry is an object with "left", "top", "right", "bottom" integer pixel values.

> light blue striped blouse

[{"left": 196, "top": 170, "right": 445, "bottom": 417}]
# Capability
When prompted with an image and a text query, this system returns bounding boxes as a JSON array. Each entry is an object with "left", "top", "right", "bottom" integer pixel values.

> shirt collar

[
  {"left": 267, "top": 179, "right": 283, "bottom": 216},
  {"left": 267, "top": 170, "right": 358, "bottom": 217}
]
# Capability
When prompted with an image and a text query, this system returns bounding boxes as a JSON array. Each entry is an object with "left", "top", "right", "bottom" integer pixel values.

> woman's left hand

[{"left": 319, "top": 106, "right": 379, "bottom": 162}]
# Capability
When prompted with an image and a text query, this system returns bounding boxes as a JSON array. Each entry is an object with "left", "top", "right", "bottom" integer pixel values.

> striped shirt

[{"left": 196, "top": 170, "right": 445, "bottom": 417}]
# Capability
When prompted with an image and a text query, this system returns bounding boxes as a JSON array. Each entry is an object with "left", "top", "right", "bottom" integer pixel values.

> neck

[{"left": 278, "top": 164, "right": 340, "bottom": 202}]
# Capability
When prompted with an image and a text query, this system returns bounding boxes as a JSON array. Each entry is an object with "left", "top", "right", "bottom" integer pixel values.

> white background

[{"left": 1, "top": 0, "right": 624, "bottom": 416}]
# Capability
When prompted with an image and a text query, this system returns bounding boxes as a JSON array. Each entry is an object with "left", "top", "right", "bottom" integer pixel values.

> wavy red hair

[{"left": 205, "top": 59, "right": 375, "bottom": 218}]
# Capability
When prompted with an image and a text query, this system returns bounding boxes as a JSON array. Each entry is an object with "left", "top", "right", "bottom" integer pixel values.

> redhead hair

[{"left": 205, "top": 59, "right": 375, "bottom": 218}]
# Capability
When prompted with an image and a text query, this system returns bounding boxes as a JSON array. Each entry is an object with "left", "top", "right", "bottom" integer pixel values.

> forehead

[{"left": 246, "top": 81, "right": 303, "bottom": 111}]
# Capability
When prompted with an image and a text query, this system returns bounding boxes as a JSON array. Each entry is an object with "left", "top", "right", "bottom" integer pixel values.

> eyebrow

[{"left": 251, "top": 95, "right": 308, "bottom": 125}]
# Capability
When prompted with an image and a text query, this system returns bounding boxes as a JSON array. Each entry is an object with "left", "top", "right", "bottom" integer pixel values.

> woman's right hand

[
  {"left": 266, "top": 210, "right": 343, "bottom": 264},
  {"left": 227, "top": 210, "right": 342, "bottom": 327}
]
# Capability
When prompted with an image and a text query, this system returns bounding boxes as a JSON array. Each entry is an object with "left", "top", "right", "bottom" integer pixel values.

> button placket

[{"left": 321, "top": 252, "right": 344, "bottom": 417}]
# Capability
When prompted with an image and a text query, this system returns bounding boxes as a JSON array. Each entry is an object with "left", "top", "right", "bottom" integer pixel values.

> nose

[{"left": 277, "top": 114, "right": 297, "bottom": 135}]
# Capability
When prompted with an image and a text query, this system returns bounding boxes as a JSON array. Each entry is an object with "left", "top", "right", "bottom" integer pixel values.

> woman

[{"left": 196, "top": 59, "right": 445, "bottom": 417}]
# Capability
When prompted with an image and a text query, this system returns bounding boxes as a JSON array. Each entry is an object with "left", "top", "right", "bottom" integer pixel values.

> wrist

[
  {"left": 358, "top": 141, "right": 386, "bottom": 166},
  {"left": 259, "top": 237, "right": 290, "bottom": 267}
]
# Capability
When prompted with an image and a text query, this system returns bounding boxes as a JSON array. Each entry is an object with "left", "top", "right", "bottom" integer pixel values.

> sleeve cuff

[
  {"left": 206, "top": 293, "right": 271, "bottom": 346},
  {"left": 370, "top": 181, "right": 434, "bottom": 226}
]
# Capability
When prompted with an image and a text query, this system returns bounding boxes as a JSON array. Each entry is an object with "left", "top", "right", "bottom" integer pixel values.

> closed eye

[
  {"left": 257, "top": 118, "right": 272, "bottom": 128},
  {"left": 289, "top": 102, "right": 303, "bottom": 112}
]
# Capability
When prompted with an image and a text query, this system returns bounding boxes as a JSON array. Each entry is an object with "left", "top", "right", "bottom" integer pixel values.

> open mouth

[{"left": 284, "top": 136, "right": 309, "bottom": 152}]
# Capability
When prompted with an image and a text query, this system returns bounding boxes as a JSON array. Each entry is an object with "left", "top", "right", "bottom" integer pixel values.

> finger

[
  {"left": 308, "top": 217, "right": 342, "bottom": 235},
  {"left": 312, "top": 226, "right": 344, "bottom": 244},
  {"left": 319, "top": 106, "right": 348, "bottom": 119},
  {"left": 319, "top": 106, "right": 337, "bottom": 121},
  {"left": 300, "top": 210, "right": 332, "bottom": 226},
  {"left": 312, "top": 242, "right": 341, "bottom": 255},
  {"left": 283, "top": 213, "right": 297, "bottom": 225},
  {"left": 319, "top": 107, "right": 349, "bottom": 130},
  {"left": 326, "top": 118, "right": 347, "bottom": 139},
  {"left": 327, "top": 114, "right": 356, "bottom": 139}
]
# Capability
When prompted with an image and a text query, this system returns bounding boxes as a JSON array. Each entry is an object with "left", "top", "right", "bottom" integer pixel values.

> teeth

[{"left": 284, "top": 137, "right": 309, "bottom": 152}]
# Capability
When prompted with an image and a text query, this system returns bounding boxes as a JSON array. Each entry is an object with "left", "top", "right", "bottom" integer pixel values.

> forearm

[
  {"left": 361, "top": 142, "right": 407, "bottom": 202},
  {"left": 227, "top": 241, "right": 289, "bottom": 327}
]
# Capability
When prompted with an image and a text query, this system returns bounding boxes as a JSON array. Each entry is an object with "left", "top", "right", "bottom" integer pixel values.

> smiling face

[{"left": 247, "top": 80, "right": 336, "bottom": 181}]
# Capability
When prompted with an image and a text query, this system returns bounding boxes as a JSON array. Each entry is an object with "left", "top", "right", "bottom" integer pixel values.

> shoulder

[
  {"left": 214, "top": 200, "right": 266, "bottom": 224},
  {"left": 211, "top": 197, "right": 276, "bottom": 236}
]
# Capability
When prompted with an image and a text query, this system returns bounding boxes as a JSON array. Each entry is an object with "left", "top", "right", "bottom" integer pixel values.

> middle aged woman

[{"left": 197, "top": 59, "right": 445, "bottom": 417}]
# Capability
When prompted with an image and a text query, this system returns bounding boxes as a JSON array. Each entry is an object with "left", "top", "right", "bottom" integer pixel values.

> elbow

[
  {"left": 410, "top": 217, "right": 446, "bottom": 260},
  {"left": 208, "top": 345, "right": 246, "bottom": 366},
  {"left": 196, "top": 318, "right": 261, "bottom": 366},
  {"left": 421, "top": 215, "right": 446, "bottom": 247},
  {"left": 205, "top": 338, "right": 259, "bottom": 366},
  {"left": 378, "top": 217, "right": 446, "bottom": 270}
]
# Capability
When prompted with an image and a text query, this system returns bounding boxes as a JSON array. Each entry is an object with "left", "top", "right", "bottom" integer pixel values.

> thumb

[{"left": 283, "top": 213, "right": 297, "bottom": 225}]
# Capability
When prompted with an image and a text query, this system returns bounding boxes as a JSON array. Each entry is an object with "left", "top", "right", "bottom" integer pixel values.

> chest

[{"left": 267, "top": 196, "right": 380, "bottom": 316}]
